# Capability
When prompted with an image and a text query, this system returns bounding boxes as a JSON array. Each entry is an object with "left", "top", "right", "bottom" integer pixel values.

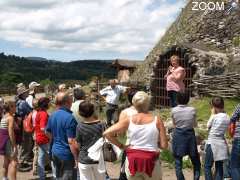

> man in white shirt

[
  {"left": 26, "top": 81, "right": 40, "bottom": 108},
  {"left": 100, "top": 79, "right": 128, "bottom": 126}
]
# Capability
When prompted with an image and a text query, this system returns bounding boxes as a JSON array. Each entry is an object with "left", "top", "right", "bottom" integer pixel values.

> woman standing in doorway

[{"left": 165, "top": 55, "right": 186, "bottom": 107}]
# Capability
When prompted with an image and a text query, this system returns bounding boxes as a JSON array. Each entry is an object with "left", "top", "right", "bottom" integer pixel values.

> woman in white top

[{"left": 104, "top": 91, "right": 167, "bottom": 180}]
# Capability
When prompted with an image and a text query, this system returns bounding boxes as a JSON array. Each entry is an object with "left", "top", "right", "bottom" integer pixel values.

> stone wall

[{"left": 131, "top": 0, "right": 240, "bottom": 85}]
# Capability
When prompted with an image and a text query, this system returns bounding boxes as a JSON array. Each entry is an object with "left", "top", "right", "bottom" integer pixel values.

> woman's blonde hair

[
  {"left": 170, "top": 55, "right": 180, "bottom": 62},
  {"left": 132, "top": 91, "right": 150, "bottom": 112}
]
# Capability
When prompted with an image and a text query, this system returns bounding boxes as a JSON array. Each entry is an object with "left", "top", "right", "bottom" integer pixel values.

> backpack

[{"left": 23, "top": 112, "right": 34, "bottom": 133}]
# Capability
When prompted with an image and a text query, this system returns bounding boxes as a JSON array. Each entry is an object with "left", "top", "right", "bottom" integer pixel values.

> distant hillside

[
  {"left": 0, "top": 52, "right": 116, "bottom": 86},
  {"left": 26, "top": 57, "right": 49, "bottom": 61}
]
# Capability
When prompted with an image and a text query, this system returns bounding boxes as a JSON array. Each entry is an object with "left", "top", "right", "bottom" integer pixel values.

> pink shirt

[{"left": 166, "top": 66, "right": 186, "bottom": 92}]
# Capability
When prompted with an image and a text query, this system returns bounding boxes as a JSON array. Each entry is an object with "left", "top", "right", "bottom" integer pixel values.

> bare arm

[
  {"left": 156, "top": 117, "right": 168, "bottom": 150},
  {"left": 8, "top": 116, "right": 16, "bottom": 148},
  {"left": 103, "top": 117, "right": 129, "bottom": 149},
  {"left": 118, "top": 111, "right": 127, "bottom": 123},
  {"left": 68, "top": 138, "right": 79, "bottom": 161},
  {"left": 207, "top": 115, "right": 214, "bottom": 130},
  {"left": 172, "top": 68, "right": 185, "bottom": 81},
  {"left": 172, "top": 114, "right": 176, "bottom": 128},
  {"left": 207, "top": 108, "right": 215, "bottom": 130},
  {"left": 164, "top": 66, "right": 173, "bottom": 79},
  {"left": 46, "top": 131, "right": 52, "bottom": 139},
  {"left": 193, "top": 112, "right": 198, "bottom": 128}
]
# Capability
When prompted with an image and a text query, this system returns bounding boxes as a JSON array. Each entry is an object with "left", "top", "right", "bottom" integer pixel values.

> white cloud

[{"left": 0, "top": 0, "right": 186, "bottom": 59}]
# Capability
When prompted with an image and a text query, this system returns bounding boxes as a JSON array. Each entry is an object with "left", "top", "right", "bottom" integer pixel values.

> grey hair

[{"left": 132, "top": 91, "right": 150, "bottom": 113}]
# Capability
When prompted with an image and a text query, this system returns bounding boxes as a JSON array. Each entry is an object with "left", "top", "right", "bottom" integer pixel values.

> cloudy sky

[{"left": 0, "top": 0, "right": 186, "bottom": 61}]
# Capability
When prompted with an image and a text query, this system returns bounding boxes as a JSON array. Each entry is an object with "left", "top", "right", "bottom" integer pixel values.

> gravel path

[{"left": 0, "top": 157, "right": 204, "bottom": 180}]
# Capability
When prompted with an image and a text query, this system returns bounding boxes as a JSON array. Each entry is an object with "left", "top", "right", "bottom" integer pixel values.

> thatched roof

[{"left": 112, "top": 59, "right": 143, "bottom": 69}]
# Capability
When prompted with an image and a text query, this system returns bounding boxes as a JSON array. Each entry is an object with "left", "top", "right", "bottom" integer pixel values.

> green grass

[
  {"left": 160, "top": 150, "right": 175, "bottom": 168},
  {"left": 157, "top": 97, "right": 240, "bottom": 168},
  {"left": 160, "top": 150, "right": 193, "bottom": 169},
  {"left": 190, "top": 97, "right": 240, "bottom": 122},
  {"left": 154, "top": 97, "right": 240, "bottom": 124}
]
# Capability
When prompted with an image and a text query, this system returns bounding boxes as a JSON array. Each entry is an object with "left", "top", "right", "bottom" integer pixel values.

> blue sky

[{"left": 0, "top": 0, "right": 186, "bottom": 61}]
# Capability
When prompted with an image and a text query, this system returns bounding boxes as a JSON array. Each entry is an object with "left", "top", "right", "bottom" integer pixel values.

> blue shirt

[
  {"left": 230, "top": 104, "right": 240, "bottom": 138},
  {"left": 46, "top": 107, "right": 77, "bottom": 161},
  {"left": 16, "top": 99, "right": 32, "bottom": 118}
]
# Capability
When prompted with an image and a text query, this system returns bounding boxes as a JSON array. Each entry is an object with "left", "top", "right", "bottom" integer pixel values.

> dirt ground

[{"left": 0, "top": 157, "right": 204, "bottom": 180}]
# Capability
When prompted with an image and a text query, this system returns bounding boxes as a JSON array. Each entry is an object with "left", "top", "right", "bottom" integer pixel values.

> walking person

[
  {"left": 164, "top": 55, "right": 186, "bottom": 107},
  {"left": 100, "top": 79, "right": 129, "bottom": 127},
  {"left": 104, "top": 91, "right": 168, "bottom": 180},
  {"left": 46, "top": 92, "right": 78, "bottom": 180},
  {"left": 0, "top": 101, "right": 18, "bottom": 180},
  {"left": 15, "top": 85, "right": 33, "bottom": 171},
  {"left": 76, "top": 101, "right": 106, "bottom": 180},
  {"left": 35, "top": 97, "right": 51, "bottom": 180},
  {"left": 204, "top": 97, "right": 230, "bottom": 180},
  {"left": 229, "top": 103, "right": 240, "bottom": 180},
  {"left": 171, "top": 92, "right": 201, "bottom": 180}
]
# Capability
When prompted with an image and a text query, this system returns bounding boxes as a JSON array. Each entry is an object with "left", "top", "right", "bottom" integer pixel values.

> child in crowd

[
  {"left": 171, "top": 92, "right": 201, "bottom": 180},
  {"left": 204, "top": 97, "right": 230, "bottom": 180}
]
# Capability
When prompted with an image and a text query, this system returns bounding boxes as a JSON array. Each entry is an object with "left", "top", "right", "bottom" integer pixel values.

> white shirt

[
  {"left": 207, "top": 113, "right": 230, "bottom": 161},
  {"left": 99, "top": 85, "right": 127, "bottom": 105},
  {"left": 128, "top": 116, "right": 159, "bottom": 151},
  {"left": 26, "top": 95, "right": 33, "bottom": 108},
  {"left": 71, "top": 100, "right": 84, "bottom": 124}
]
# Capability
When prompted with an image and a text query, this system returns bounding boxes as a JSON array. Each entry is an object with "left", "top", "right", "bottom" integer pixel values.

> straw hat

[
  {"left": 17, "top": 86, "right": 29, "bottom": 97},
  {"left": 16, "top": 83, "right": 25, "bottom": 89}
]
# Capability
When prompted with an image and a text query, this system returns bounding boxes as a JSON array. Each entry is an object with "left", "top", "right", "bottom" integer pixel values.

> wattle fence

[{"left": 190, "top": 73, "right": 240, "bottom": 98}]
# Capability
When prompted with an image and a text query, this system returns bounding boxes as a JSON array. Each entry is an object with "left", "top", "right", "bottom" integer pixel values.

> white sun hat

[{"left": 29, "top": 81, "right": 40, "bottom": 94}]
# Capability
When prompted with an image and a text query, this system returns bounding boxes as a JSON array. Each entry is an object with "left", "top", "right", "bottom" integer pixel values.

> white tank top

[
  {"left": 127, "top": 116, "right": 159, "bottom": 151},
  {"left": 0, "top": 115, "right": 8, "bottom": 129}
]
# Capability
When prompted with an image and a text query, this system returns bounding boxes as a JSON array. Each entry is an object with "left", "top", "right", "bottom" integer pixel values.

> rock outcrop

[{"left": 132, "top": 0, "right": 240, "bottom": 85}]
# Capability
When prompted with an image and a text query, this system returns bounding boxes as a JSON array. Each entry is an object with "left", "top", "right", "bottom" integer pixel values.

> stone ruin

[{"left": 131, "top": 0, "right": 240, "bottom": 101}]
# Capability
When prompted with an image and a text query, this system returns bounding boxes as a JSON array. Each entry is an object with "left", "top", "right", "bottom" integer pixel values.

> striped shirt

[
  {"left": 76, "top": 121, "right": 104, "bottom": 164},
  {"left": 171, "top": 105, "right": 197, "bottom": 129},
  {"left": 207, "top": 113, "right": 230, "bottom": 140},
  {"left": 207, "top": 113, "right": 230, "bottom": 161},
  {"left": 230, "top": 104, "right": 240, "bottom": 138},
  {"left": 0, "top": 116, "right": 8, "bottom": 129}
]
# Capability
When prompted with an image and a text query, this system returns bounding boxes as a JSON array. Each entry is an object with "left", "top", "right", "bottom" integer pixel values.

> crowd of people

[{"left": 0, "top": 56, "right": 239, "bottom": 180}]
